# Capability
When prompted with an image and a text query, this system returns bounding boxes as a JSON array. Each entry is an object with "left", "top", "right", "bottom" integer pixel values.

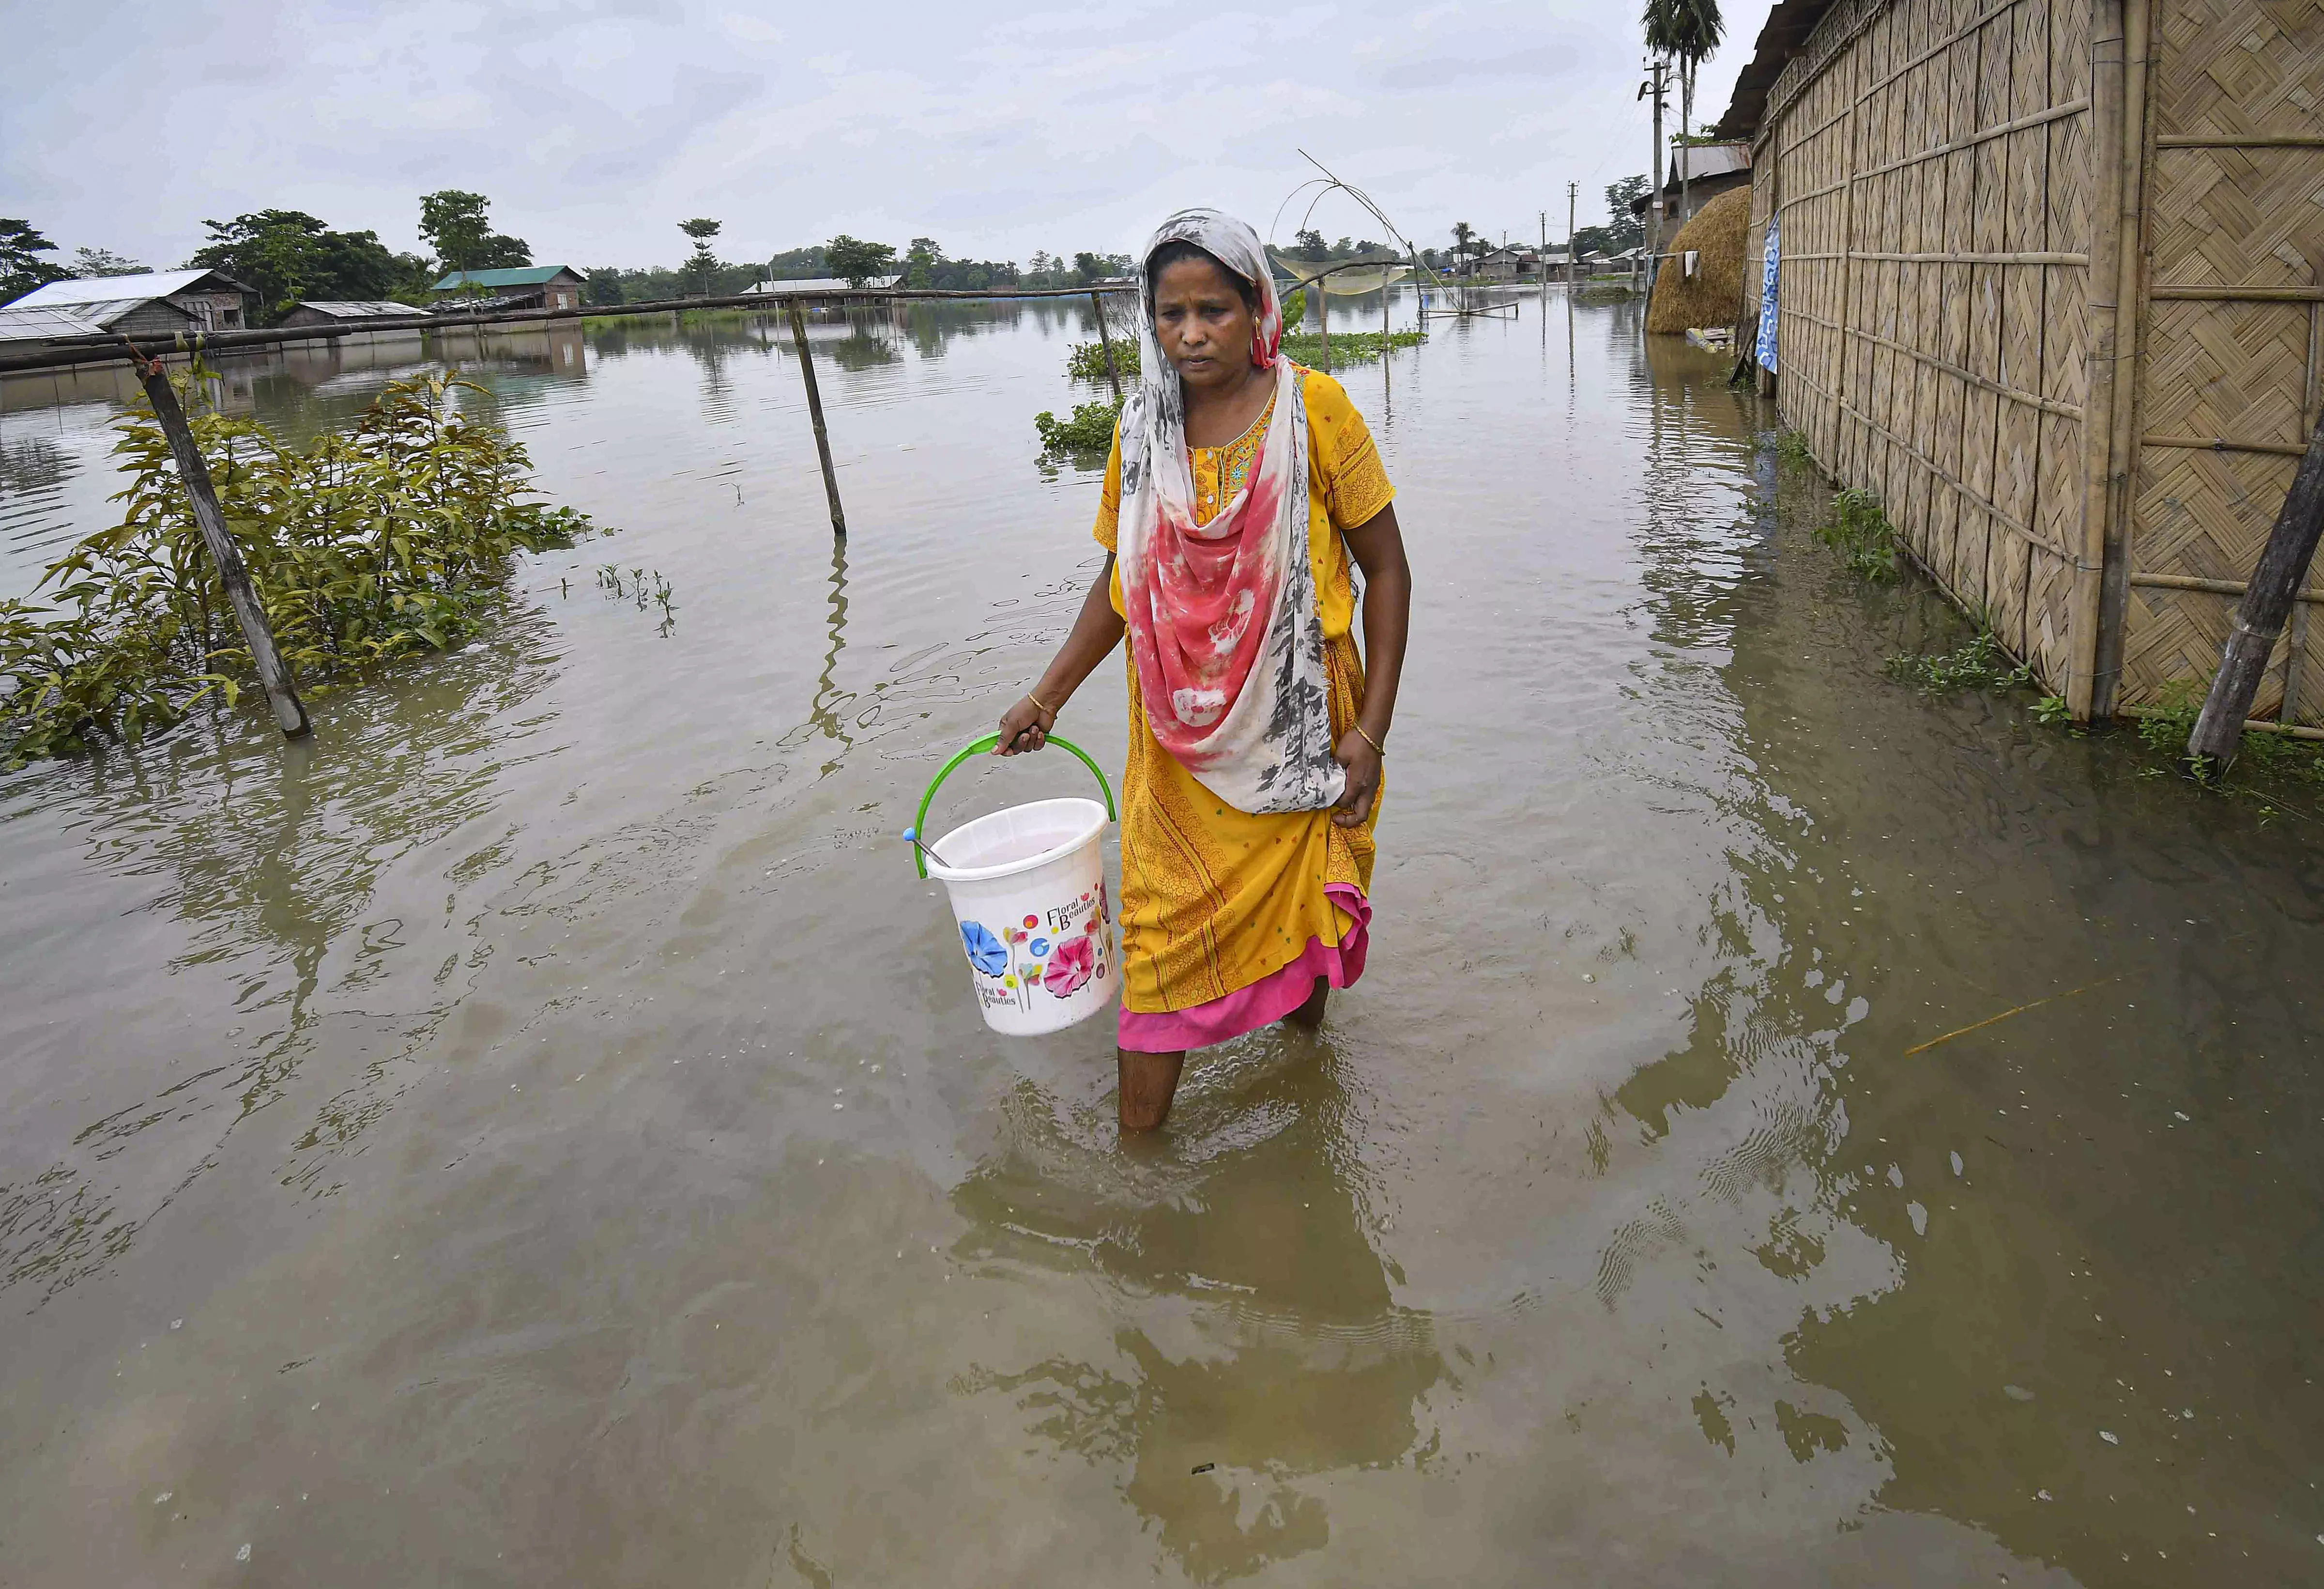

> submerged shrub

[
  {"left": 1066, "top": 339, "right": 1139, "bottom": 384},
  {"left": 1815, "top": 487, "right": 1899, "bottom": 581},
  {"left": 1034, "top": 398, "right": 1123, "bottom": 456},
  {"left": 1, "top": 369, "right": 590, "bottom": 767}
]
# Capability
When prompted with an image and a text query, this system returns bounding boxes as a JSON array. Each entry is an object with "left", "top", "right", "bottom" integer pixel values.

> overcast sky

[{"left": 4, "top": 0, "right": 1777, "bottom": 272}]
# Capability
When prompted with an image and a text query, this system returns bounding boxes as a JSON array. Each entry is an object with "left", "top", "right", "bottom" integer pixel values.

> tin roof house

[
  {"left": 5, "top": 269, "right": 252, "bottom": 334},
  {"left": 430, "top": 266, "right": 586, "bottom": 312},
  {"left": 279, "top": 300, "right": 428, "bottom": 328},
  {"left": 1631, "top": 141, "right": 1755, "bottom": 233}
]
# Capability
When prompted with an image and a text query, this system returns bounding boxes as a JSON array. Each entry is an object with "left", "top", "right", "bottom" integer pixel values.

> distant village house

[
  {"left": 3, "top": 268, "right": 252, "bottom": 335},
  {"left": 430, "top": 266, "right": 586, "bottom": 311},
  {"left": 278, "top": 300, "right": 428, "bottom": 328}
]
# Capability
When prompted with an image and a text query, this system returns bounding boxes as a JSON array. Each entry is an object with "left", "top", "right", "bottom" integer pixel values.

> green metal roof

[{"left": 430, "top": 265, "right": 577, "bottom": 291}]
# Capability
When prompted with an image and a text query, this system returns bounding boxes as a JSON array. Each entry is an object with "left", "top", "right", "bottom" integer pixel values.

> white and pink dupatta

[{"left": 1116, "top": 210, "right": 1345, "bottom": 816}]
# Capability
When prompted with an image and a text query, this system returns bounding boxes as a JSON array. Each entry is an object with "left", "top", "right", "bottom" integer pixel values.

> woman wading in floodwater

[{"left": 995, "top": 210, "right": 1412, "bottom": 1130}]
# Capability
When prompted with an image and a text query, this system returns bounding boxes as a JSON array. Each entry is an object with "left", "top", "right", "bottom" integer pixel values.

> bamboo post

[
  {"left": 786, "top": 299, "right": 847, "bottom": 538},
  {"left": 1316, "top": 276, "right": 1330, "bottom": 368},
  {"left": 2186, "top": 417, "right": 2324, "bottom": 771},
  {"left": 1381, "top": 281, "right": 1391, "bottom": 393},
  {"left": 1088, "top": 290, "right": 1123, "bottom": 402},
  {"left": 2069, "top": 0, "right": 2134, "bottom": 720},
  {"left": 126, "top": 350, "right": 310, "bottom": 739}
]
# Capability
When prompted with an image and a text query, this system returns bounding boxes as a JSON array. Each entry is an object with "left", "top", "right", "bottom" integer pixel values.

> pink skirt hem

[{"left": 1115, "top": 883, "right": 1370, "bottom": 1053}]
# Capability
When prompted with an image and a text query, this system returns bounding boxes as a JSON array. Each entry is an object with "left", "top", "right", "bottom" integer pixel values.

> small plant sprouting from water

[
  {"left": 2034, "top": 694, "right": 2073, "bottom": 726},
  {"left": 1034, "top": 398, "right": 1123, "bottom": 459},
  {"left": 1, "top": 368, "right": 592, "bottom": 769},
  {"left": 598, "top": 565, "right": 678, "bottom": 635},
  {"left": 1774, "top": 429, "right": 1814, "bottom": 467},
  {"left": 1815, "top": 488, "right": 1899, "bottom": 582},
  {"left": 1883, "top": 629, "right": 2033, "bottom": 694}
]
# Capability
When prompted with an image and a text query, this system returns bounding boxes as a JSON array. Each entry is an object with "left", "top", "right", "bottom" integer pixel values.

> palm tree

[
  {"left": 1451, "top": 220, "right": 1477, "bottom": 276},
  {"left": 1644, "top": 0, "right": 1725, "bottom": 229}
]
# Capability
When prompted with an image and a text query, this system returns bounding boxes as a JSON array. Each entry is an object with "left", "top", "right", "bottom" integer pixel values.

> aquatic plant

[
  {"left": 1, "top": 369, "right": 591, "bottom": 767},
  {"left": 1774, "top": 429, "right": 1814, "bottom": 466},
  {"left": 1034, "top": 398, "right": 1123, "bottom": 457},
  {"left": 1883, "top": 630, "right": 2032, "bottom": 694},
  {"left": 1281, "top": 329, "right": 1426, "bottom": 371},
  {"left": 1815, "top": 487, "right": 1898, "bottom": 581}
]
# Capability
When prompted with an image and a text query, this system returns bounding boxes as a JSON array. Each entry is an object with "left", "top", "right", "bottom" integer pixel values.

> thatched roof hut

[
  {"left": 1723, "top": 0, "right": 2324, "bottom": 727},
  {"left": 1646, "top": 187, "right": 1753, "bottom": 336}
]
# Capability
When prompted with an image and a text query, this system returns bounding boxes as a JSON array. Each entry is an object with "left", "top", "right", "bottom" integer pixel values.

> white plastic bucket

[{"left": 910, "top": 736, "right": 1116, "bottom": 1036}]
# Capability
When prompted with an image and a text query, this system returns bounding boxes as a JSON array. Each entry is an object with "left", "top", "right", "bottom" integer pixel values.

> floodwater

[{"left": 2, "top": 293, "right": 2321, "bottom": 1588}]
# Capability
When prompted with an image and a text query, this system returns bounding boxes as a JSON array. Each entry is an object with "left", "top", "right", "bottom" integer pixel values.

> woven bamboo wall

[
  {"left": 1761, "top": 0, "right": 2093, "bottom": 691},
  {"left": 2119, "top": 0, "right": 2324, "bottom": 724}
]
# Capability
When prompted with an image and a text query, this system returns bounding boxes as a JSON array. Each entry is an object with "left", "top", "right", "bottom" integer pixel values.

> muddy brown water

[{"left": 2, "top": 296, "right": 2321, "bottom": 1587}]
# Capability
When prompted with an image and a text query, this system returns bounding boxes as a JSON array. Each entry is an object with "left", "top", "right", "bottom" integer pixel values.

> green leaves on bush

[
  {"left": 1034, "top": 398, "right": 1123, "bottom": 457},
  {"left": 1066, "top": 339, "right": 1138, "bottom": 384},
  {"left": 1, "top": 369, "right": 591, "bottom": 767}
]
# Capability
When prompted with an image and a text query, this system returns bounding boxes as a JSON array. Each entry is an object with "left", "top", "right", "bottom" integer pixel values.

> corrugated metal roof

[
  {"left": 10, "top": 269, "right": 248, "bottom": 308},
  {"left": 292, "top": 300, "right": 428, "bottom": 319},
  {"left": 739, "top": 277, "right": 902, "bottom": 293},
  {"left": 431, "top": 265, "right": 580, "bottom": 290},
  {"left": 46, "top": 298, "right": 194, "bottom": 328},
  {"left": 0, "top": 304, "right": 111, "bottom": 341}
]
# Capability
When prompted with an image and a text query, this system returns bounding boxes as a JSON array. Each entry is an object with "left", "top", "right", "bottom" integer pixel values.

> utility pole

[
  {"left": 1640, "top": 55, "right": 1670, "bottom": 276},
  {"left": 1539, "top": 210, "right": 1547, "bottom": 287},
  {"left": 1567, "top": 181, "right": 1579, "bottom": 286}
]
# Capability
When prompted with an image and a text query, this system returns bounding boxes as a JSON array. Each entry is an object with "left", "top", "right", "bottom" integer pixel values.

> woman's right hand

[{"left": 994, "top": 694, "right": 1056, "bottom": 756}]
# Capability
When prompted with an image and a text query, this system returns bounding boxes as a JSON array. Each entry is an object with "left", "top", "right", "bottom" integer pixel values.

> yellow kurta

[{"left": 1094, "top": 367, "right": 1395, "bottom": 1016}]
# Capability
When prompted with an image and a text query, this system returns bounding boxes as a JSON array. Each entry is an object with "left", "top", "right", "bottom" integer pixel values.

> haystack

[{"left": 1645, "top": 185, "right": 1751, "bottom": 336}]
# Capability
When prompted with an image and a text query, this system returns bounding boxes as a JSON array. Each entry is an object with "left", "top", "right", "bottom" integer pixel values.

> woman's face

[{"left": 1151, "top": 255, "right": 1258, "bottom": 392}]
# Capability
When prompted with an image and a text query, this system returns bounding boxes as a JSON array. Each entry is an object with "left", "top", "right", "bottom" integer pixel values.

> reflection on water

[
  {"left": 955, "top": 1044, "right": 1439, "bottom": 1582},
  {"left": 0, "top": 290, "right": 2319, "bottom": 1585}
]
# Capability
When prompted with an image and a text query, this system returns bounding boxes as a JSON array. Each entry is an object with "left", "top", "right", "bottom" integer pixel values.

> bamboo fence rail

[{"left": 1750, "top": 0, "right": 2324, "bottom": 724}]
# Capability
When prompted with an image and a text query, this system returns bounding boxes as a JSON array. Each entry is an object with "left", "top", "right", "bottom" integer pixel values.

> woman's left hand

[{"left": 1331, "top": 729, "right": 1381, "bottom": 828}]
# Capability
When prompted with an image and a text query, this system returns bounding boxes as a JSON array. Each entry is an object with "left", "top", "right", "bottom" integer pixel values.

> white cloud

[{"left": 0, "top": 0, "right": 1778, "bottom": 270}]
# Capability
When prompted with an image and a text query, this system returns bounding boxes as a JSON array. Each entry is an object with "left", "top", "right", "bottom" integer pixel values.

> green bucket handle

[{"left": 909, "top": 733, "right": 1116, "bottom": 879}]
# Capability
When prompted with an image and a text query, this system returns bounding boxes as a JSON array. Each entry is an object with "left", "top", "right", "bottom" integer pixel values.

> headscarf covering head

[
  {"left": 1114, "top": 209, "right": 1344, "bottom": 815},
  {"left": 1134, "top": 211, "right": 1283, "bottom": 376}
]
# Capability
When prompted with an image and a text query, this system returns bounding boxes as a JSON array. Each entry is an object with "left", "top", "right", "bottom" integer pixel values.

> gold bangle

[
  {"left": 1355, "top": 723, "right": 1385, "bottom": 757},
  {"left": 1026, "top": 690, "right": 1058, "bottom": 720}
]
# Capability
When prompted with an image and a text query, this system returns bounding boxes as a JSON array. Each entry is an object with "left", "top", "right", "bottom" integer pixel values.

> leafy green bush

[
  {"left": 1, "top": 369, "right": 590, "bottom": 767},
  {"left": 1066, "top": 339, "right": 1138, "bottom": 383},
  {"left": 1815, "top": 487, "right": 1898, "bottom": 581},
  {"left": 1034, "top": 398, "right": 1123, "bottom": 457}
]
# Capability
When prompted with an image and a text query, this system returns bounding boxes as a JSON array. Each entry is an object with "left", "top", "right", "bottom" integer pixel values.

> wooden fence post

[
  {"left": 786, "top": 299, "right": 847, "bottom": 538},
  {"left": 2186, "top": 417, "right": 2324, "bottom": 772},
  {"left": 1088, "top": 291, "right": 1123, "bottom": 402},
  {"left": 127, "top": 351, "right": 310, "bottom": 739}
]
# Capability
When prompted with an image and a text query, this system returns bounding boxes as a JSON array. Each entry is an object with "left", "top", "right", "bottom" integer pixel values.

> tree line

[{"left": 0, "top": 191, "right": 534, "bottom": 327}]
